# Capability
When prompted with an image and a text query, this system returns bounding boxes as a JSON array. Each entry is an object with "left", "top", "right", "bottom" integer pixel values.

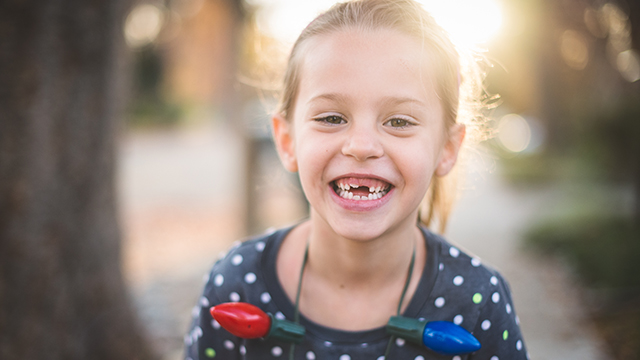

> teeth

[{"left": 336, "top": 188, "right": 389, "bottom": 201}]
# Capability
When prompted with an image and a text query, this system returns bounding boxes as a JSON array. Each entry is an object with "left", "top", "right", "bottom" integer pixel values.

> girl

[{"left": 185, "top": 0, "right": 528, "bottom": 359}]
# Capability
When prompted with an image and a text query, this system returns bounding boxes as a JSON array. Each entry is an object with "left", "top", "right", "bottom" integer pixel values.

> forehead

[{"left": 296, "top": 28, "right": 440, "bottom": 108}]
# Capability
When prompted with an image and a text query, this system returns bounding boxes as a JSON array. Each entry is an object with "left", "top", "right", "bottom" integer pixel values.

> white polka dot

[
  {"left": 261, "top": 292, "right": 272, "bottom": 303},
  {"left": 516, "top": 315, "right": 520, "bottom": 325},
  {"left": 415, "top": 356, "right": 425, "bottom": 360},
  {"left": 184, "top": 334, "right": 192, "bottom": 346},
  {"left": 229, "top": 292, "right": 240, "bottom": 302},
  {"left": 245, "top": 272, "right": 257, "bottom": 284},
  {"left": 449, "top": 247, "right": 460, "bottom": 258},
  {"left": 439, "top": 263, "right": 444, "bottom": 271},
  {"left": 418, "top": 317, "right": 426, "bottom": 322},
  {"left": 231, "top": 240, "right": 242, "bottom": 249},
  {"left": 203, "top": 273, "right": 210, "bottom": 283},
  {"left": 306, "top": 351, "right": 316, "bottom": 360},
  {"left": 435, "top": 297, "right": 445, "bottom": 308},
  {"left": 211, "top": 319, "right": 221, "bottom": 329},
  {"left": 255, "top": 241, "right": 266, "bottom": 252},
  {"left": 224, "top": 340, "right": 235, "bottom": 350},
  {"left": 231, "top": 254, "right": 243, "bottom": 266},
  {"left": 240, "top": 345, "right": 247, "bottom": 355},
  {"left": 527, "top": 352, "right": 531, "bottom": 360},
  {"left": 396, "top": 338, "right": 405, "bottom": 346},
  {"left": 491, "top": 357, "right": 499, "bottom": 360},
  {"left": 471, "top": 258, "right": 482, "bottom": 267},
  {"left": 492, "top": 292, "right": 500, "bottom": 303},
  {"left": 377, "top": 357, "right": 385, "bottom": 360},
  {"left": 191, "top": 306, "right": 200, "bottom": 318},
  {"left": 516, "top": 340, "right": 523, "bottom": 350},
  {"left": 453, "top": 275, "right": 464, "bottom": 286},
  {"left": 271, "top": 346, "right": 283, "bottom": 357},
  {"left": 453, "top": 315, "right": 463, "bottom": 325},
  {"left": 506, "top": 303, "right": 512, "bottom": 314},
  {"left": 200, "top": 296, "right": 210, "bottom": 307},
  {"left": 490, "top": 276, "right": 498, "bottom": 285},
  {"left": 324, "top": 341, "right": 332, "bottom": 347},
  {"left": 214, "top": 274, "right": 224, "bottom": 287},
  {"left": 453, "top": 356, "right": 462, "bottom": 360},
  {"left": 360, "top": 343, "right": 368, "bottom": 348},
  {"left": 481, "top": 320, "right": 491, "bottom": 330},
  {"left": 340, "top": 355, "right": 351, "bottom": 360},
  {"left": 275, "top": 312, "right": 286, "bottom": 320},
  {"left": 192, "top": 326, "right": 203, "bottom": 339}
]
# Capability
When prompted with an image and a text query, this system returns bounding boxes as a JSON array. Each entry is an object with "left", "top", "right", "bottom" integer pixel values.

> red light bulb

[{"left": 210, "top": 302, "right": 271, "bottom": 338}]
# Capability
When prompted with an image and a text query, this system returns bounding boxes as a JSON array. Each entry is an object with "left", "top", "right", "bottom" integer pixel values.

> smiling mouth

[{"left": 331, "top": 177, "right": 392, "bottom": 201}]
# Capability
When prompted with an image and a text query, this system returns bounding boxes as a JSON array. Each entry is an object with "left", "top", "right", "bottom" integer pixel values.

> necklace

[{"left": 289, "top": 242, "right": 416, "bottom": 360}]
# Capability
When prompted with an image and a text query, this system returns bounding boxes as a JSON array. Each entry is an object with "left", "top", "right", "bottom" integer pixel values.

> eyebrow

[{"left": 308, "top": 93, "right": 427, "bottom": 108}]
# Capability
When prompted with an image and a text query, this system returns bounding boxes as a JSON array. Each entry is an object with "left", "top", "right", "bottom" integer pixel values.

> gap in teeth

[{"left": 337, "top": 187, "right": 387, "bottom": 201}]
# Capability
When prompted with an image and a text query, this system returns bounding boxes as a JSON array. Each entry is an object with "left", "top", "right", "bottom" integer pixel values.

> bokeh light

[
  {"left": 497, "top": 114, "right": 532, "bottom": 153},
  {"left": 617, "top": 49, "right": 640, "bottom": 82},
  {"left": 560, "top": 30, "right": 589, "bottom": 70},
  {"left": 125, "top": 4, "right": 165, "bottom": 48}
]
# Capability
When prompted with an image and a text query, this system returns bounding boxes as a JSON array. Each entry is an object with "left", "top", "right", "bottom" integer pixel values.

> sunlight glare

[
  {"left": 251, "top": 0, "right": 503, "bottom": 47},
  {"left": 418, "top": 0, "right": 503, "bottom": 47}
]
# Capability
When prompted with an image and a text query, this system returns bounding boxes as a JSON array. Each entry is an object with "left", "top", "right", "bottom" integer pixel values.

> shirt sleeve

[
  {"left": 468, "top": 273, "right": 528, "bottom": 360},
  {"left": 184, "top": 267, "right": 243, "bottom": 360}
]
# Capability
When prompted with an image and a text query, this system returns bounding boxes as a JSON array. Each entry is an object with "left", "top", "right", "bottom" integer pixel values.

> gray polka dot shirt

[{"left": 185, "top": 226, "right": 528, "bottom": 360}]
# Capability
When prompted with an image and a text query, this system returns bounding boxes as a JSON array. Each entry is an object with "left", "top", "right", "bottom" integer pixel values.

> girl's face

[{"left": 273, "top": 28, "right": 464, "bottom": 241}]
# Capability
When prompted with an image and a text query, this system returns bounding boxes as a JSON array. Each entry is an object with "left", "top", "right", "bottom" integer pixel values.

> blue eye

[{"left": 316, "top": 115, "right": 346, "bottom": 125}]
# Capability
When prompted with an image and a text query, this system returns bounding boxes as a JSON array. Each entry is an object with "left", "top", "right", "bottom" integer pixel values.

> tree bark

[{"left": 0, "top": 1, "right": 154, "bottom": 359}]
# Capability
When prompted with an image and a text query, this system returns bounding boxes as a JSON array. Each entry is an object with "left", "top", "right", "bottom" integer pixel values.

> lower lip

[{"left": 329, "top": 185, "right": 393, "bottom": 212}]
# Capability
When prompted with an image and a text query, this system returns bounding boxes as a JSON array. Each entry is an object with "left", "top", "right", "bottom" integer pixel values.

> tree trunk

[{"left": 0, "top": 1, "right": 154, "bottom": 359}]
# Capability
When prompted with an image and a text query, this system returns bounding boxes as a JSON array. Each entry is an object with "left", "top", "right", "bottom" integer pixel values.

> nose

[{"left": 341, "top": 122, "right": 384, "bottom": 161}]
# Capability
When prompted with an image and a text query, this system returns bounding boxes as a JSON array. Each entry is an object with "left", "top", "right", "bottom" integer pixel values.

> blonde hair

[{"left": 275, "top": 0, "right": 487, "bottom": 233}]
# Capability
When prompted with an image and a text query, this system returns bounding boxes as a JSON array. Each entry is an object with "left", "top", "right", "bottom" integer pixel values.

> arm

[
  {"left": 468, "top": 274, "right": 528, "bottom": 360},
  {"left": 185, "top": 269, "right": 242, "bottom": 360}
]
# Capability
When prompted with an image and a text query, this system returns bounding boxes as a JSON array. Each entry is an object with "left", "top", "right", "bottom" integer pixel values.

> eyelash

[
  {"left": 314, "top": 115, "right": 346, "bottom": 125},
  {"left": 314, "top": 115, "right": 416, "bottom": 129},
  {"left": 384, "top": 118, "right": 414, "bottom": 129}
]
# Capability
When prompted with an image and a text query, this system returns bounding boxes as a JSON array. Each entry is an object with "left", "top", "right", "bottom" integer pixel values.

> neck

[{"left": 306, "top": 212, "right": 421, "bottom": 289}]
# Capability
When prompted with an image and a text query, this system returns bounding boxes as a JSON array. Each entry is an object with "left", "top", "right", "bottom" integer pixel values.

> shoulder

[
  {"left": 419, "top": 227, "right": 515, "bottom": 324},
  {"left": 420, "top": 228, "right": 528, "bottom": 358},
  {"left": 201, "top": 228, "right": 290, "bottom": 306}
]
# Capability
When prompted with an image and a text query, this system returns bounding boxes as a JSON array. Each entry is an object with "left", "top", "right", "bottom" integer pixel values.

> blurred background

[{"left": 1, "top": 0, "right": 638, "bottom": 359}]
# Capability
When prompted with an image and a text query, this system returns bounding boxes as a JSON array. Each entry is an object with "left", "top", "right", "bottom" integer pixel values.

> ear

[
  {"left": 435, "top": 123, "right": 465, "bottom": 177},
  {"left": 271, "top": 113, "right": 298, "bottom": 172}
]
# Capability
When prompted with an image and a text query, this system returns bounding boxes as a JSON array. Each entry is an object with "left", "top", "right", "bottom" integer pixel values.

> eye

[
  {"left": 385, "top": 118, "right": 413, "bottom": 128},
  {"left": 316, "top": 115, "right": 346, "bottom": 125}
]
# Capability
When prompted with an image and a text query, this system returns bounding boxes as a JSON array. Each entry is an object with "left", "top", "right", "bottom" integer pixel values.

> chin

[{"left": 327, "top": 217, "right": 395, "bottom": 242}]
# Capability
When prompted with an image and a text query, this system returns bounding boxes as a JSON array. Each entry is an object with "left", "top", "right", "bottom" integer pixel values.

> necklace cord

[
  {"left": 290, "top": 242, "right": 309, "bottom": 360},
  {"left": 292, "top": 242, "right": 416, "bottom": 360},
  {"left": 384, "top": 245, "right": 417, "bottom": 359}
]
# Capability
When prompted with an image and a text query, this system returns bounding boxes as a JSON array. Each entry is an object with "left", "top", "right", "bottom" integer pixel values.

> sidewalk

[{"left": 118, "top": 126, "right": 613, "bottom": 360}]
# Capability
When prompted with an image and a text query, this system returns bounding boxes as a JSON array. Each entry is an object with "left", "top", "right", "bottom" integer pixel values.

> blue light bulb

[
  {"left": 386, "top": 316, "right": 481, "bottom": 355},
  {"left": 422, "top": 321, "right": 481, "bottom": 355}
]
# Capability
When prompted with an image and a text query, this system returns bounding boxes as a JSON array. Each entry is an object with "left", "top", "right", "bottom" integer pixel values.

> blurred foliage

[
  {"left": 499, "top": 97, "right": 640, "bottom": 186},
  {"left": 126, "top": 46, "right": 185, "bottom": 128},
  {"left": 525, "top": 215, "right": 640, "bottom": 292},
  {"left": 525, "top": 214, "right": 640, "bottom": 360}
]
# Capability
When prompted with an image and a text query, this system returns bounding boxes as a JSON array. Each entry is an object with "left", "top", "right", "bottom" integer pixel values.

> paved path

[{"left": 118, "top": 126, "right": 613, "bottom": 360}]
